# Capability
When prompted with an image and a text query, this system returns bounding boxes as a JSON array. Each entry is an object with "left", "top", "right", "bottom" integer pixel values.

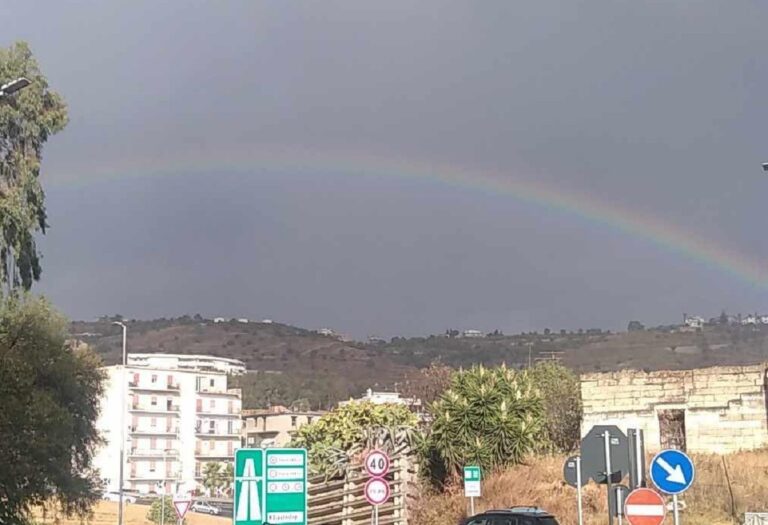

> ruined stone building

[{"left": 580, "top": 364, "right": 768, "bottom": 454}]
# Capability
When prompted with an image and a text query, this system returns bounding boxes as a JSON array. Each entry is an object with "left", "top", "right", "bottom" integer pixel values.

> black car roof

[{"left": 472, "top": 507, "right": 554, "bottom": 518}]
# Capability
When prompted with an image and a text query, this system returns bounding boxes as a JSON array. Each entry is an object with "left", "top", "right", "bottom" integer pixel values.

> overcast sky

[{"left": 3, "top": 1, "right": 768, "bottom": 337}]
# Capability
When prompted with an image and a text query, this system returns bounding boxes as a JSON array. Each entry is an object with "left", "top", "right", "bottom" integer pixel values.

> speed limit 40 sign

[{"left": 364, "top": 450, "right": 390, "bottom": 478}]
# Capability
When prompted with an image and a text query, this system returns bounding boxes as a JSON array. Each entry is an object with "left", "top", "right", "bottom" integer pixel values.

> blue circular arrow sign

[{"left": 650, "top": 449, "right": 695, "bottom": 495}]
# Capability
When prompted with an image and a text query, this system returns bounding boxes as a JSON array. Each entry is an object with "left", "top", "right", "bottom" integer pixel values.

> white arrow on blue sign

[{"left": 650, "top": 449, "right": 694, "bottom": 495}]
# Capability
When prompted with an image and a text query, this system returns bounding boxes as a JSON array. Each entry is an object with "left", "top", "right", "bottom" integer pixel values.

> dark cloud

[{"left": 3, "top": 1, "right": 767, "bottom": 336}]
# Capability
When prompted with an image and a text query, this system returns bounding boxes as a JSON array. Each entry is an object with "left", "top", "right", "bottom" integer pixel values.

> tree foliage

[
  {"left": 400, "top": 361, "right": 453, "bottom": 408},
  {"left": 201, "top": 462, "right": 224, "bottom": 496},
  {"left": 0, "top": 42, "right": 68, "bottom": 291},
  {"left": 291, "top": 401, "right": 419, "bottom": 477},
  {"left": 146, "top": 496, "right": 179, "bottom": 525},
  {"left": 423, "top": 365, "right": 544, "bottom": 484},
  {"left": 0, "top": 297, "right": 104, "bottom": 525},
  {"left": 528, "top": 361, "right": 582, "bottom": 453}
]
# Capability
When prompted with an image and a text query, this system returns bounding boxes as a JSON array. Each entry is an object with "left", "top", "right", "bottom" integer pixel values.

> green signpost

[
  {"left": 463, "top": 465, "right": 481, "bottom": 515},
  {"left": 234, "top": 448, "right": 308, "bottom": 525}
]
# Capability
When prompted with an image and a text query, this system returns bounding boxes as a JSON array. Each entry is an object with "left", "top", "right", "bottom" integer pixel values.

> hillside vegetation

[{"left": 72, "top": 317, "right": 768, "bottom": 409}]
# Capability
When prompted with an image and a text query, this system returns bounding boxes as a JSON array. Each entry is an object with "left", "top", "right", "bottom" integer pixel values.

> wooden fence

[{"left": 307, "top": 455, "right": 418, "bottom": 525}]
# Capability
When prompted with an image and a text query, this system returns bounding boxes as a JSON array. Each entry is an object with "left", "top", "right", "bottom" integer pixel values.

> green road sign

[
  {"left": 264, "top": 449, "right": 307, "bottom": 525},
  {"left": 463, "top": 466, "right": 481, "bottom": 497},
  {"left": 235, "top": 449, "right": 265, "bottom": 525}
]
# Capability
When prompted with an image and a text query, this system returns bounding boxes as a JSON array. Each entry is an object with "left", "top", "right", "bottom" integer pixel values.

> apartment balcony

[
  {"left": 196, "top": 387, "right": 240, "bottom": 397},
  {"left": 194, "top": 451, "right": 234, "bottom": 459},
  {"left": 128, "top": 382, "right": 181, "bottom": 394},
  {"left": 129, "top": 426, "right": 179, "bottom": 436},
  {"left": 195, "top": 428, "right": 241, "bottom": 438},
  {"left": 195, "top": 409, "right": 240, "bottom": 417},
  {"left": 127, "top": 473, "right": 180, "bottom": 481},
  {"left": 129, "top": 404, "right": 180, "bottom": 414},
  {"left": 128, "top": 449, "right": 179, "bottom": 459}
]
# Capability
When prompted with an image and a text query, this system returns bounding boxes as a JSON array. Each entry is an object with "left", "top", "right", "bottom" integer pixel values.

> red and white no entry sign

[
  {"left": 364, "top": 477, "right": 391, "bottom": 506},
  {"left": 364, "top": 449, "right": 390, "bottom": 478},
  {"left": 624, "top": 488, "right": 666, "bottom": 525}
]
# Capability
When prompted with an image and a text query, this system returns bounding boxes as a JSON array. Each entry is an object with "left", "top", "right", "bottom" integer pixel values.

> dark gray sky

[{"left": 3, "top": 1, "right": 768, "bottom": 337}]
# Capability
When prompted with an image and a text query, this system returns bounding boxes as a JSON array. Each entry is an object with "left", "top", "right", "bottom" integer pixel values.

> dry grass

[
  {"left": 32, "top": 501, "right": 229, "bottom": 525},
  {"left": 412, "top": 450, "right": 768, "bottom": 525}
]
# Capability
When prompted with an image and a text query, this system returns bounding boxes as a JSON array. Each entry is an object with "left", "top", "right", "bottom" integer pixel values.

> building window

[
  {"left": 151, "top": 396, "right": 157, "bottom": 406},
  {"left": 291, "top": 416, "right": 297, "bottom": 428},
  {"left": 151, "top": 374, "right": 157, "bottom": 384},
  {"left": 228, "top": 420, "right": 234, "bottom": 434},
  {"left": 150, "top": 437, "right": 157, "bottom": 450},
  {"left": 209, "top": 420, "right": 216, "bottom": 433},
  {"left": 308, "top": 417, "right": 313, "bottom": 424},
  {"left": 248, "top": 437, "right": 255, "bottom": 445},
  {"left": 149, "top": 461, "right": 156, "bottom": 472},
  {"left": 208, "top": 440, "right": 215, "bottom": 450},
  {"left": 209, "top": 399, "right": 215, "bottom": 410},
  {"left": 195, "top": 376, "right": 203, "bottom": 392},
  {"left": 210, "top": 378, "right": 215, "bottom": 387},
  {"left": 151, "top": 417, "right": 157, "bottom": 428}
]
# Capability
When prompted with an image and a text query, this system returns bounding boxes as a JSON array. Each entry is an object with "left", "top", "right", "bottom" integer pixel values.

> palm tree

[
  {"left": 221, "top": 463, "right": 234, "bottom": 496},
  {"left": 202, "top": 462, "right": 223, "bottom": 496}
]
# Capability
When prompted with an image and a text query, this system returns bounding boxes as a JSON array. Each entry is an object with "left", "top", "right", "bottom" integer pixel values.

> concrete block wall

[{"left": 580, "top": 364, "right": 768, "bottom": 454}]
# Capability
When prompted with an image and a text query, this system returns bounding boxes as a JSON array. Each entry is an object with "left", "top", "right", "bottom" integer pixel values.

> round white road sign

[
  {"left": 364, "top": 449, "right": 390, "bottom": 478},
  {"left": 364, "top": 478, "right": 391, "bottom": 506}
]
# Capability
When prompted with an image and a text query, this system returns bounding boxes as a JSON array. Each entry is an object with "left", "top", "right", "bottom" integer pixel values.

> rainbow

[{"left": 54, "top": 146, "right": 768, "bottom": 289}]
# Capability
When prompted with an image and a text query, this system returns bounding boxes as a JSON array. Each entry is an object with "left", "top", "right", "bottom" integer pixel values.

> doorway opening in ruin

[{"left": 658, "top": 409, "right": 686, "bottom": 451}]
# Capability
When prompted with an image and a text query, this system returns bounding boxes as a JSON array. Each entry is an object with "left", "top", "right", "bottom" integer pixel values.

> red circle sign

[
  {"left": 364, "top": 478, "right": 390, "bottom": 505},
  {"left": 364, "top": 449, "right": 390, "bottom": 478},
  {"left": 624, "top": 488, "right": 666, "bottom": 525}
]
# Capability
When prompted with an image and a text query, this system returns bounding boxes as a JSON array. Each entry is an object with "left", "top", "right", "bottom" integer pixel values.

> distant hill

[{"left": 72, "top": 317, "right": 768, "bottom": 409}]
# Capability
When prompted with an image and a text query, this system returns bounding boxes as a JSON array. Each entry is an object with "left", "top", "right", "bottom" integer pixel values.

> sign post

[
  {"left": 265, "top": 449, "right": 308, "bottom": 525},
  {"left": 364, "top": 450, "right": 391, "bottom": 525},
  {"left": 563, "top": 455, "right": 585, "bottom": 525},
  {"left": 463, "top": 466, "right": 481, "bottom": 516},
  {"left": 649, "top": 449, "right": 695, "bottom": 525},
  {"left": 235, "top": 449, "right": 265, "bottom": 525},
  {"left": 624, "top": 488, "right": 666, "bottom": 525}
]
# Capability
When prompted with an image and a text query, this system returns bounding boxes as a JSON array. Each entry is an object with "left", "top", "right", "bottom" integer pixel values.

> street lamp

[
  {"left": 112, "top": 321, "right": 128, "bottom": 525},
  {"left": 0, "top": 77, "right": 30, "bottom": 97}
]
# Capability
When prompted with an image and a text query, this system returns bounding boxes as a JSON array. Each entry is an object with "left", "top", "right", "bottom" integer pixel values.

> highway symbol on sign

[
  {"left": 172, "top": 498, "right": 191, "bottom": 520},
  {"left": 364, "top": 478, "right": 391, "bottom": 506},
  {"left": 624, "top": 488, "right": 666, "bottom": 525},
  {"left": 364, "top": 450, "right": 390, "bottom": 478},
  {"left": 650, "top": 449, "right": 694, "bottom": 495}
]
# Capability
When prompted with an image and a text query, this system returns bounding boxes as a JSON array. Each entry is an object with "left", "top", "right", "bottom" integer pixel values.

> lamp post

[
  {"left": 113, "top": 321, "right": 128, "bottom": 525},
  {"left": 0, "top": 77, "right": 30, "bottom": 98}
]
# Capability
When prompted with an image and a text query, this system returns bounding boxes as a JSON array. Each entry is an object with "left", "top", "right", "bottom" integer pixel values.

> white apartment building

[
  {"left": 94, "top": 361, "right": 242, "bottom": 496},
  {"left": 339, "top": 388, "right": 420, "bottom": 408},
  {"left": 128, "top": 353, "right": 246, "bottom": 375}
]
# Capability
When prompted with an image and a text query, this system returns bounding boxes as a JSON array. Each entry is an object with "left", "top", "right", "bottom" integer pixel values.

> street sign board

[
  {"left": 563, "top": 455, "right": 587, "bottom": 488},
  {"left": 650, "top": 449, "right": 694, "bottom": 495},
  {"left": 364, "top": 478, "right": 391, "bottom": 506},
  {"left": 624, "top": 488, "right": 666, "bottom": 525},
  {"left": 364, "top": 450, "right": 390, "bottom": 478},
  {"left": 173, "top": 498, "right": 191, "bottom": 520},
  {"left": 580, "top": 425, "right": 630, "bottom": 484},
  {"left": 265, "top": 449, "right": 308, "bottom": 525},
  {"left": 463, "top": 466, "right": 481, "bottom": 497},
  {"left": 235, "top": 449, "right": 265, "bottom": 525}
]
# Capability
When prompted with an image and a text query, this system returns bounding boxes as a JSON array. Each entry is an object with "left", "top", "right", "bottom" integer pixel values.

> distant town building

[
  {"left": 261, "top": 319, "right": 273, "bottom": 324},
  {"left": 367, "top": 336, "right": 387, "bottom": 344},
  {"left": 580, "top": 364, "right": 768, "bottom": 454},
  {"left": 682, "top": 315, "right": 705, "bottom": 329},
  {"left": 339, "top": 388, "right": 421, "bottom": 409},
  {"left": 237, "top": 318, "right": 249, "bottom": 324},
  {"left": 318, "top": 328, "right": 335, "bottom": 337},
  {"left": 94, "top": 361, "right": 242, "bottom": 496},
  {"left": 241, "top": 406, "right": 324, "bottom": 447},
  {"left": 461, "top": 329, "right": 484, "bottom": 338},
  {"left": 213, "top": 317, "right": 226, "bottom": 323},
  {"left": 128, "top": 353, "right": 246, "bottom": 375}
]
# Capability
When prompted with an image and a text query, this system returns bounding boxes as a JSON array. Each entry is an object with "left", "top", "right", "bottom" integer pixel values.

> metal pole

[
  {"left": 114, "top": 322, "right": 127, "bottom": 525},
  {"left": 374, "top": 504, "right": 379, "bottom": 525},
  {"left": 672, "top": 494, "right": 680, "bottom": 525},
  {"left": 635, "top": 429, "right": 643, "bottom": 488},
  {"left": 470, "top": 496, "right": 475, "bottom": 516},
  {"left": 575, "top": 456, "right": 583, "bottom": 525},
  {"left": 615, "top": 486, "right": 623, "bottom": 525},
  {"left": 603, "top": 431, "right": 614, "bottom": 525}
]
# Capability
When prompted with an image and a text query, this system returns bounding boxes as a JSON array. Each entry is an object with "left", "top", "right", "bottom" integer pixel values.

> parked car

[
  {"left": 191, "top": 501, "right": 221, "bottom": 515},
  {"left": 102, "top": 491, "right": 137, "bottom": 504},
  {"left": 461, "top": 507, "right": 559, "bottom": 525}
]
